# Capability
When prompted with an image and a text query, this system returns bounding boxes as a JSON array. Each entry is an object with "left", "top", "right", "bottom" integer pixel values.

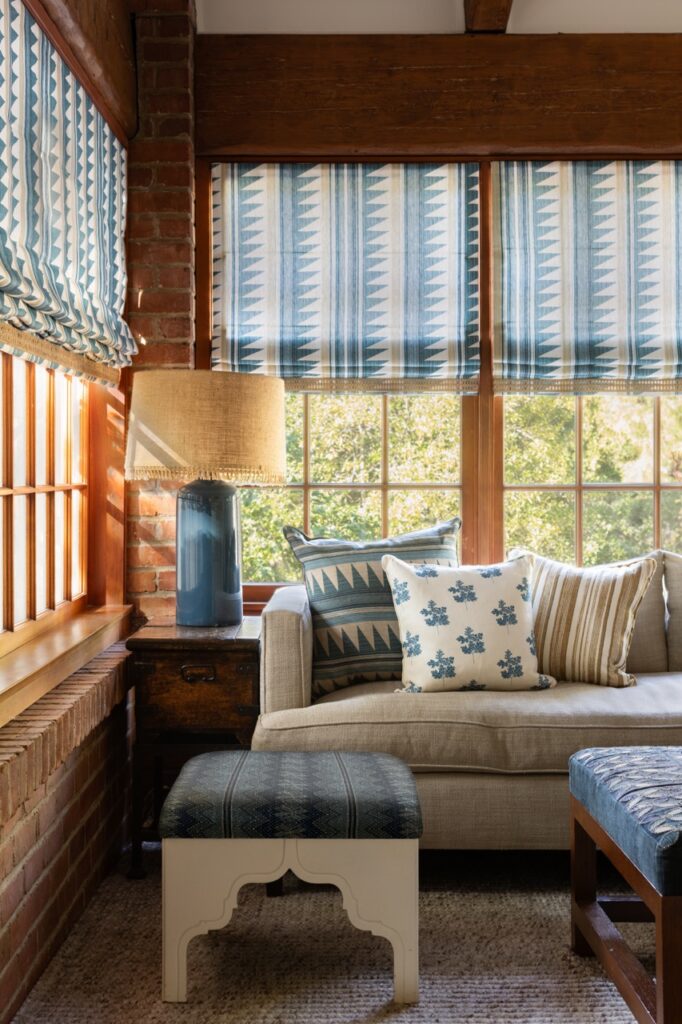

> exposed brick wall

[
  {"left": 126, "top": 0, "right": 196, "bottom": 620},
  {"left": 0, "top": 644, "right": 131, "bottom": 1024}
]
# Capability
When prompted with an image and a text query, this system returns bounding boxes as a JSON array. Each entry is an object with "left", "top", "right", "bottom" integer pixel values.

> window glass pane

[
  {"left": 504, "top": 396, "right": 575, "bottom": 485},
  {"left": 54, "top": 374, "right": 70, "bottom": 484},
  {"left": 71, "top": 380, "right": 84, "bottom": 483},
  {"left": 71, "top": 491, "right": 82, "bottom": 596},
  {"left": 55, "top": 491, "right": 65, "bottom": 604},
  {"left": 583, "top": 491, "right": 654, "bottom": 565},
  {"left": 34, "top": 366, "right": 49, "bottom": 485},
  {"left": 36, "top": 493, "right": 47, "bottom": 614},
  {"left": 389, "top": 489, "right": 460, "bottom": 537},
  {"left": 241, "top": 488, "right": 303, "bottom": 583},
  {"left": 388, "top": 395, "right": 460, "bottom": 483},
  {"left": 662, "top": 491, "right": 682, "bottom": 552},
  {"left": 310, "top": 395, "right": 381, "bottom": 483},
  {"left": 661, "top": 396, "right": 682, "bottom": 484},
  {"left": 505, "top": 491, "right": 575, "bottom": 562},
  {"left": 583, "top": 395, "right": 654, "bottom": 483},
  {"left": 285, "top": 393, "right": 304, "bottom": 484},
  {"left": 13, "top": 495, "right": 27, "bottom": 624},
  {"left": 12, "top": 359, "right": 26, "bottom": 486},
  {"left": 310, "top": 489, "right": 381, "bottom": 541}
]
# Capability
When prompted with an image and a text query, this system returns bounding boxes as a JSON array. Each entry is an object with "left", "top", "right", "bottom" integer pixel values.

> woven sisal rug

[{"left": 14, "top": 850, "right": 651, "bottom": 1023}]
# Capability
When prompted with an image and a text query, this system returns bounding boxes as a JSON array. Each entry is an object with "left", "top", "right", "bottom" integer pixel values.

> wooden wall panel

[
  {"left": 23, "top": 0, "right": 136, "bottom": 139},
  {"left": 195, "top": 33, "right": 682, "bottom": 158}
]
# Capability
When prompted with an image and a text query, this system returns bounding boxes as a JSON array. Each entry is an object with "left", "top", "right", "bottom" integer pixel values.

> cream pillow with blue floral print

[{"left": 382, "top": 554, "right": 556, "bottom": 693}]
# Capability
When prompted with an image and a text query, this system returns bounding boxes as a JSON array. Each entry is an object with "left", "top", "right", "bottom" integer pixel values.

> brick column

[{"left": 126, "top": 0, "right": 196, "bottom": 619}]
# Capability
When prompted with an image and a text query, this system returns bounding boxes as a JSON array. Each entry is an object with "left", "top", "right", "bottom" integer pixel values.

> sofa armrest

[{"left": 260, "top": 585, "right": 313, "bottom": 713}]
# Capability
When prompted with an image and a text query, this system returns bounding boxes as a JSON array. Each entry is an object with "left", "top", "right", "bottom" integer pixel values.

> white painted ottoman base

[{"left": 162, "top": 836, "right": 419, "bottom": 1004}]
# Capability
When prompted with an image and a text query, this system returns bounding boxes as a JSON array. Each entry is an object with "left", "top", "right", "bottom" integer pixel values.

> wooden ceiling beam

[
  {"left": 464, "top": 0, "right": 514, "bottom": 33},
  {"left": 195, "top": 34, "right": 682, "bottom": 159}
]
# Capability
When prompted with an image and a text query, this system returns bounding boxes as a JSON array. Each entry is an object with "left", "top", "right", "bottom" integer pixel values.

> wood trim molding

[
  {"left": 21, "top": 0, "right": 136, "bottom": 141},
  {"left": 465, "top": 0, "right": 514, "bottom": 33},
  {"left": 0, "top": 605, "right": 132, "bottom": 728},
  {"left": 196, "top": 34, "right": 682, "bottom": 159}
]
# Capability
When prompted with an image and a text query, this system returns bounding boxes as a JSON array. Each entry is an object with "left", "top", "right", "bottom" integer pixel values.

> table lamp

[{"left": 125, "top": 369, "right": 286, "bottom": 626}]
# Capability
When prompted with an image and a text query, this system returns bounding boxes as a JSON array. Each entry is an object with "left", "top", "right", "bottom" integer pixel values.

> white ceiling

[{"left": 197, "top": 0, "right": 682, "bottom": 34}]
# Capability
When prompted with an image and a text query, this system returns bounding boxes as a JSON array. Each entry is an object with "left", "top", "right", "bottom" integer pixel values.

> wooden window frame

[{"left": 197, "top": 156, "right": 681, "bottom": 608}]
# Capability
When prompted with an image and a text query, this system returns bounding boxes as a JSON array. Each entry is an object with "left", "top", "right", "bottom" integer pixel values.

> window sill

[{"left": 0, "top": 606, "right": 132, "bottom": 728}]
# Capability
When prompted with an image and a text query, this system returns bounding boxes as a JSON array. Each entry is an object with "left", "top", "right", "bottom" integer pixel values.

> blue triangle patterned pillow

[{"left": 284, "top": 519, "right": 461, "bottom": 697}]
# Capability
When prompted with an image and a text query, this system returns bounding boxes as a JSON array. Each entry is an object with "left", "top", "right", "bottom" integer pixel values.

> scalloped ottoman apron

[
  {"left": 159, "top": 750, "right": 423, "bottom": 1003},
  {"left": 570, "top": 746, "right": 682, "bottom": 1024}
]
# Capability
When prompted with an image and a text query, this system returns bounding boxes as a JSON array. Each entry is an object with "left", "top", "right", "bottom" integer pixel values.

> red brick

[
  {"left": 158, "top": 570, "right": 177, "bottom": 592},
  {"left": 128, "top": 517, "right": 177, "bottom": 544},
  {"left": 144, "top": 90, "right": 192, "bottom": 114},
  {"left": 128, "top": 240, "right": 192, "bottom": 264},
  {"left": 132, "top": 341, "right": 193, "bottom": 368},
  {"left": 126, "top": 569, "right": 158, "bottom": 594},
  {"left": 11, "top": 815, "right": 37, "bottom": 870},
  {"left": 127, "top": 545, "right": 176, "bottom": 568},
  {"left": 128, "top": 189, "right": 192, "bottom": 216},
  {"left": 128, "top": 491, "right": 176, "bottom": 516},
  {"left": 0, "top": 869, "right": 24, "bottom": 927},
  {"left": 132, "top": 594, "right": 177, "bottom": 618},
  {"left": 158, "top": 215, "right": 193, "bottom": 240},
  {"left": 137, "top": 288, "right": 190, "bottom": 314},
  {"left": 139, "top": 39, "right": 191, "bottom": 63},
  {"left": 154, "top": 163, "right": 193, "bottom": 188},
  {"left": 129, "top": 138, "right": 192, "bottom": 164},
  {"left": 137, "top": 14, "right": 191, "bottom": 39},
  {"left": 155, "top": 65, "right": 192, "bottom": 90},
  {"left": 152, "top": 114, "right": 193, "bottom": 139},
  {"left": 126, "top": 213, "right": 159, "bottom": 241},
  {"left": 128, "top": 165, "right": 155, "bottom": 189}
]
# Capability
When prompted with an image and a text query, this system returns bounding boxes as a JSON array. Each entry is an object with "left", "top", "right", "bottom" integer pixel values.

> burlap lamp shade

[
  {"left": 125, "top": 369, "right": 286, "bottom": 627},
  {"left": 125, "top": 369, "right": 285, "bottom": 484}
]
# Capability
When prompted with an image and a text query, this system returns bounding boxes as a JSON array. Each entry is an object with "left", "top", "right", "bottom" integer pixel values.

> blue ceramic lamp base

[{"left": 176, "top": 479, "right": 243, "bottom": 627}]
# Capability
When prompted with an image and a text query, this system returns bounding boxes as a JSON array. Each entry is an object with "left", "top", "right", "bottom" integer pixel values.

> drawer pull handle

[{"left": 181, "top": 664, "right": 216, "bottom": 683}]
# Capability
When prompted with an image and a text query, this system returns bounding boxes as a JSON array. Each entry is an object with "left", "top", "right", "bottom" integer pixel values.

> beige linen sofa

[{"left": 252, "top": 551, "right": 682, "bottom": 849}]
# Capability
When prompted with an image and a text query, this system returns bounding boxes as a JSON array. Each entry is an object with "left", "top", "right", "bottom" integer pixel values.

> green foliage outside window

[{"left": 240, "top": 391, "right": 682, "bottom": 582}]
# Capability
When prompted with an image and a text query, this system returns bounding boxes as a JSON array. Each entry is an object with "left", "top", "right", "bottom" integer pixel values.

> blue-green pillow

[{"left": 283, "top": 519, "right": 461, "bottom": 697}]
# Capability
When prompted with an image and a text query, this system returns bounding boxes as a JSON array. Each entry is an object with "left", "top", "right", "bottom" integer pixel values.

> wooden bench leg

[
  {"left": 295, "top": 838, "right": 420, "bottom": 1003},
  {"left": 571, "top": 810, "right": 596, "bottom": 957},
  {"left": 656, "top": 897, "right": 682, "bottom": 1023}
]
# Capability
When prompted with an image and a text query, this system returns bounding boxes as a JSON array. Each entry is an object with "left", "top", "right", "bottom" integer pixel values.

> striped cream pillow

[{"left": 524, "top": 553, "right": 657, "bottom": 687}]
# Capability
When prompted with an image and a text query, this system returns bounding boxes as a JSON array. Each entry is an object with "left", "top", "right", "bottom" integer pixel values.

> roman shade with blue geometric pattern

[
  {"left": 0, "top": 0, "right": 136, "bottom": 384},
  {"left": 211, "top": 162, "right": 480, "bottom": 391},
  {"left": 494, "top": 161, "right": 682, "bottom": 394}
]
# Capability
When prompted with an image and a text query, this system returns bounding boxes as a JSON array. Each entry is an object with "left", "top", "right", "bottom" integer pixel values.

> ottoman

[
  {"left": 569, "top": 747, "right": 682, "bottom": 1024},
  {"left": 159, "top": 750, "right": 423, "bottom": 1004}
]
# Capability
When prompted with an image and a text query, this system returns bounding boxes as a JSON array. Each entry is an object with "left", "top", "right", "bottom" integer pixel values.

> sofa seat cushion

[{"left": 251, "top": 674, "right": 682, "bottom": 774}]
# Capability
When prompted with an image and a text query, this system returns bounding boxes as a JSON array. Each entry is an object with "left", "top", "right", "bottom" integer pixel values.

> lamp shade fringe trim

[{"left": 126, "top": 466, "right": 286, "bottom": 484}]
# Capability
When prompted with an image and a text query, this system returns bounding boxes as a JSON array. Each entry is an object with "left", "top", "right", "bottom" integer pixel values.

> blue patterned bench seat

[
  {"left": 159, "top": 750, "right": 423, "bottom": 841},
  {"left": 569, "top": 746, "right": 682, "bottom": 896}
]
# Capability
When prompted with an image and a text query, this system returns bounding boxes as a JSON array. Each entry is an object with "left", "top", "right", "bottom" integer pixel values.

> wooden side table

[{"left": 126, "top": 618, "right": 261, "bottom": 877}]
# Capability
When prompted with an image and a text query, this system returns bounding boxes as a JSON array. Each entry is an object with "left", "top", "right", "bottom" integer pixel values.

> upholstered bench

[
  {"left": 159, "top": 749, "right": 422, "bottom": 1004},
  {"left": 569, "top": 747, "right": 682, "bottom": 1024}
]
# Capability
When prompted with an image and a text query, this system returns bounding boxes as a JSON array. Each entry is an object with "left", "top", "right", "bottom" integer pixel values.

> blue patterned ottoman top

[
  {"left": 569, "top": 747, "right": 682, "bottom": 895},
  {"left": 159, "top": 751, "right": 423, "bottom": 840}
]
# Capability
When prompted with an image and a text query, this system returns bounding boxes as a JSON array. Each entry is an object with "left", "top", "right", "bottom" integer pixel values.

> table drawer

[{"left": 131, "top": 654, "right": 259, "bottom": 732}]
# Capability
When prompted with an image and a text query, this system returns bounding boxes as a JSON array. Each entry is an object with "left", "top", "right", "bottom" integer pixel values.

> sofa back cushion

[
  {"left": 665, "top": 552, "right": 682, "bottom": 671},
  {"left": 627, "top": 550, "right": 667, "bottom": 674},
  {"left": 284, "top": 518, "right": 461, "bottom": 697},
  {"left": 527, "top": 553, "right": 657, "bottom": 687}
]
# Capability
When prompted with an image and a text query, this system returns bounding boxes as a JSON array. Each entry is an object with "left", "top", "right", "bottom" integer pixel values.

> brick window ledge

[{"left": 0, "top": 641, "right": 132, "bottom": 1023}]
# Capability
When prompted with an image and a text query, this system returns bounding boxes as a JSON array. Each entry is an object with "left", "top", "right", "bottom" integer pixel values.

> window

[
  {"left": 0, "top": 353, "right": 88, "bottom": 655},
  {"left": 240, "top": 392, "right": 462, "bottom": 581},
  {"left": 504, "top": 395, "right": 682, "bottom": 563}
]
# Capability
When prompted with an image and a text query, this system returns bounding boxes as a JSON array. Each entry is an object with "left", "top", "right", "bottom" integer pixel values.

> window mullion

[
  {"left": 576, "top": 396, "right": 583, "bottom": 566},
  {"left": 302, "top": 393, "right": 311, "bottom": 535},
  {"left": 64, "top": 377, "right": 73, "bottom": 602},
  {"left": 26, "top": 362, "right": 36, "bottom": 621},
  {"left": 653, "top": 396, "right": 661, "bottom": 549},
  {"left": 46, "top": 370, "right": 55, "bottom": 610},
  {"left": 3, "top": 353, "right": 13, "bottom": 630},
  {"left": 381, "top": 394, "right": 389, "bottom": 537}
]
